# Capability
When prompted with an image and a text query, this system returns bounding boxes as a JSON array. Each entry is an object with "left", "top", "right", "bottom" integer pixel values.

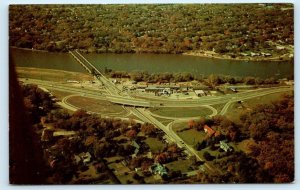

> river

[{"left": 11, "top": 48, "right": 294, "bottom": 79}]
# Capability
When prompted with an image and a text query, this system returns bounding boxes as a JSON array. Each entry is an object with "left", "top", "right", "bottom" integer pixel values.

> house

[
  {"left": 230, "top": 87, "right": 237, "bottom": 92},
  {"left": 162, "top": 88, "right": 171, "bottom": 95},
  {"left": 180, "top": 87, "right": 190, "bottom": 93},
  {"left": 150, "top": 163, "right": 168, "bottom": 176},
  {"left": 219, "top": 141, "right": 232, "bottom": 152},
  {"left": 53, "top": 130, "right": 76, "bottom": 137},
  {"left": 204, "top": 125, "right": 215, "bottom": 136},
  {"left": 67, "top": 80, "right": 80, "bottom": 84},
  {"left": 194, "top": 90, "right": 206, "bottom": 97},
  {"left": 240, "top": 52, "right": 249, "bottom": 56},
  {"left": 75, "top": 152, "right": 92, "bottom": 164},
  {"left": 145, "top": 86, "right": 164, "bottom": 93},
  {"left": 131, "top": 140, "right": 140, "bottom": 157}
]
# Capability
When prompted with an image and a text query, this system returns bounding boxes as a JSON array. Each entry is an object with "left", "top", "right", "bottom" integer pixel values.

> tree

[
  {"left": 141, "top": 123, "right": 156, "bottom": 136},
  {"left": 126, "top": 129, "right": 137, "bottom": 139},
  {"left": 203, "top": 151, "right": 214, "bottom": 161},
  {"left": 155, "top": 153, "right": 168, "bottom": 164},
  {"left": 188, "top": 120, "right": 197, "bottom": 129}
]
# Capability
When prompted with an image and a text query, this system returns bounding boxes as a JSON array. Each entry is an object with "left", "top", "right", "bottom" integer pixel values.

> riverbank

[
  {"left": 11, "top": 46, "right": 293, "bottom": 62},
  {"left": 183, "top": 50, "right": 293, "bottom": 62}
]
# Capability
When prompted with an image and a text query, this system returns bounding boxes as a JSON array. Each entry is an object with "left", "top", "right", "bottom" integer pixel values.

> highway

[
  {"left": 22, "top": 78, "right": 292, "bottom": 109},
  {"left": 21, "top": 51, "right": 293, "bottom": 175}
]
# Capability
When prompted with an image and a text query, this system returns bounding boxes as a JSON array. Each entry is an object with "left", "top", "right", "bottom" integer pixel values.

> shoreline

[
  {"left": 10, "top": 46, "right": 292, "bottom": 62},
  {"left": 182, "top": 51, "right": 293, "bottom": 62}
]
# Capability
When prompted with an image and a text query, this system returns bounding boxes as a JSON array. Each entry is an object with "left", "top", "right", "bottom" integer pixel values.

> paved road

[
  {"left": 22, "top": 78, "right": 292, "bottom": 108},
  {"left": 22, "top": 51, "right": 294, "bottom": 175}
]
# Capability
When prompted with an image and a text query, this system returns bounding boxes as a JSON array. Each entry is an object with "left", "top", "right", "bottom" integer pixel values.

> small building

[
  {"left": 150, "top": 163, "right": 168, "bottom": 176},
  {"left": 219, "top": 141, "right": 232, "bottom": 152},
  {"left": 131, "top": 140, "right": 140, "bottom": 157},
  {"left": 67, "top": 80, "right": 80, "bottom": 84},
  {"left": 136, "top": 84, "right": 148, "bottom": 89},
  {"left": 162, "top": 88, "right": 171, "bottom": 95},
  {"left": 180, "top": 87, "right": 190, "bottom": 93},
  {"left": 204, "top": 125, "right": 215, "bottom": 136},
  {"left": 75, "top": 152, "right": 92, "bottom": 165},
  {"left": 240, "top": 52, "right": 249, "bottom": 56},
  {"left": 229, "top": 87, "right": 237, "bottom": 92},
  {"left": 53, "top": 130, "right": 76, "bottom": 137},
  {"left": 194, "top": 90, "right": 206, "bottom": 97},
  {"left": 145, "top": 86, "right": 165, "bottom": 94}
]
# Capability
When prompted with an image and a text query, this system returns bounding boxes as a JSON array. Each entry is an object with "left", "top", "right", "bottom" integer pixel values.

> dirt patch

[{"left": 16, "top": 67, "right": 93, "bottom": 82}]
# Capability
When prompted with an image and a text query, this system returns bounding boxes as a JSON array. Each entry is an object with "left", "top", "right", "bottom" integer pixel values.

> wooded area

[
  {"left": 189, "top": 94, "right": 294, "bottom": 183},
  {"left": 9, "top": 4, "right": 293, "bottom": 57}
]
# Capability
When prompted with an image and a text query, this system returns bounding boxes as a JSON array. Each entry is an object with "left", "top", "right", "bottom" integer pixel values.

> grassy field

[
  {"left": 149, "top": 107, "right": 212, "bottom": 118},
  {"left": 165, "top": 159, "right": 193, "bottom": 173},
  {"left": 211, "top": 103, "right": 226, "bottom": 114},
  {"left": 225, "top": 91, "right": 293, "bottom": 123},
  {"left": 145, "top": 137, "right": 166, "bottom": 153},
  {"left": 50, "top": 89, "right": 74, "bottom": 100},
  {"left": 153, "top": 116, "right": 174, "bottom": 125},
  {"left": 66, "top": 96, "right": 127, "bottom": 115},
  {"left": 234, "top": 139, "right": 256, "bottom": 154},
  {"left": 117, "top": 173, "right": 139, "bottom": 184},
  {"left": 173, "top": 122, "right": 206, "bottom": 146},
  {"left": 16, "top": 67, "right": 93, "bottom": 82}
]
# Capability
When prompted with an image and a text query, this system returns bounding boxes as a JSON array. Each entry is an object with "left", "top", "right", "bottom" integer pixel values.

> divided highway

[{"left": 22, "top": 50, "right": 293, "bottom": 174}]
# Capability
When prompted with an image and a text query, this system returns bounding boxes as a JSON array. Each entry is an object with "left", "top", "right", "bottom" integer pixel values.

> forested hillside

[{"left": 9, "top": 4, "right": 293, "bottom": 59}]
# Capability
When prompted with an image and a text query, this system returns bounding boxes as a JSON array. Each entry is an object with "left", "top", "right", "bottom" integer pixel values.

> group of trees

[
  {"left": 42, "top": 107, "right": 170, "bottom": 183},
  {"left": 194, "top": 94, "right": 294, "bottom": 183},
  {"left": 10, "top": 4, "right": 293, "bottom": 57},
  {"left": 107, "top": 69, "right": 280, "bottom": 87},
  {"left": 240, "top": 94, "right": 294, "bottom": 182},
  {"left": 21, "top": 84, "right": 54, "bottom": 123}
]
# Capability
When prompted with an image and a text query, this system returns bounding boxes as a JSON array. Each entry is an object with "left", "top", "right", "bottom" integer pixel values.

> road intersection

[{"left": 20, "top": 50, "right": 293, "bottom": 174}]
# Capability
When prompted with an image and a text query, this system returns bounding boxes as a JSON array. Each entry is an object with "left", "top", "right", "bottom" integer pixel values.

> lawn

[
  {"left": 50, "top": 89, "right": 74, "bottom": 100},
  {"left": 210, "top": 103, "right": 226, "bottom": 114},
  {"left": 243, "top": 90, "right": 293, "bottom": 108},
  {"left": 153, "top": 116, "right": 174, "bottom": 125},
  {"left": 234, "top": 139, "right": 256, "bottom": 154},
  {"left": 66, "top": 96, "right": 127, "bottom": 115},
  {"left": 165, "top": 159, "right": 194, "bottom": 173},
  {"left": 173, "top": 122, "right": 206, "bottom": 146},
  {"left": 225, "top": 91, "right": 293, "bottom": 123},
  {"left": 116, "top": 172, "right": 139, "bottom": 184},
  {"left": 145, "top": 137, "right": 166, "bottom": 153},
  {"left": 149, "top": 106, "right": 212, "bottom": 118}
]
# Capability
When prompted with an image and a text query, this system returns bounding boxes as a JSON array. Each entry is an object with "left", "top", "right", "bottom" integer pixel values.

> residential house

[
  {"left": 219, "top": 141, "right": 232, "bottom": 152},
  {"left": 131, "top": 140, "right": 140, "bottom": 157},
  {"left": 150, "top": 163, "right": 168, "bottom": 176},
  {"left": 204, "top": 125, "right": 215, "bottom": 136},
  {"left": 75, "top": 152, "right": 92, "bottom": 165},
  {"left": 194, "top": 90, "right": 206, "bottom": 97},
  {"left": 53, "top": 130, "right": 76, "bottom": 137}
]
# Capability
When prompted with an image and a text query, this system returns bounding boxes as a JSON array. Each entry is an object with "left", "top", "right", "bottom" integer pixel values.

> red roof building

[{"left": 204, "top": 125, "right": 215, "bottom": 136}]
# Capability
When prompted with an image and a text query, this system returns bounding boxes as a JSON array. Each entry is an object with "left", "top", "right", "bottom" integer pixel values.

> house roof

[
  {"left": 194, "top": 90, "right": 205, "bottom": 94},
  {"left": 131, "top": 141, "right": 140, "bottom": 155},
  {"left": 152, "top": 163, "right": 167, "bottom": 176},
  {"left": 204, "top": 125, "right": 215, "bottom": 135},
  {"left": 53, "top": 130, "right": 76, "bottom": 137}
]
